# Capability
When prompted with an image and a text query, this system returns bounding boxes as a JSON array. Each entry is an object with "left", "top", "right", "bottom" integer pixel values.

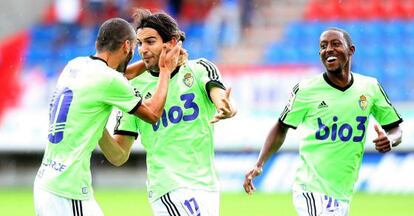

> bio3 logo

[
  {"left": 152, "top": 93, "right": 199, "bottom": 131},
  {"left": 316, "top": 116, "right": 367, "bottom": 142}
]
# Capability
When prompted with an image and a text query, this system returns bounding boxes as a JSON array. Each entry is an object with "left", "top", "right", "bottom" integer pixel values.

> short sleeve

[
  {"left": 372, "top": 82, "right": 403, "bottom": 131},
  {"left": 113, "top": 110, "right": 139, "bottom": 139},
  {"left": 103, "top": 73, "right": 143, "bottom": 114},
  {"left": 279, "top": 83, "right": 307, "bottom": 129},
  {"left": 193, "top": 58, "right": 226, "bottom": 98}
]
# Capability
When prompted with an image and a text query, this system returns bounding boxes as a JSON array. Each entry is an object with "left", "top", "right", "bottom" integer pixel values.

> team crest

[
  {"left": 183, "top": 73, "right": 194, "bottom": 87},
  {"left": 358, "top": 95, "right": 368, "bottom": 110}
]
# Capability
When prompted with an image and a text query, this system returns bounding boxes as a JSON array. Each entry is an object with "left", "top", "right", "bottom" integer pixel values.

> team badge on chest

[
  {"left": 358, "top": 95, "right": 368, "bottom": 110},
  {"left": 183, "top": 73, "right": 194, "bottom": 87}
]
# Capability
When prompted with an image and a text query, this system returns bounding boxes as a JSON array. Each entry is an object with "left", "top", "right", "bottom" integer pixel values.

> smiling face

[
  {"left": 319, "top": 30, "right": 355, "bottom": 74},
  {"left": 137, "top": 27, "right": 164, "bottom": 71}
]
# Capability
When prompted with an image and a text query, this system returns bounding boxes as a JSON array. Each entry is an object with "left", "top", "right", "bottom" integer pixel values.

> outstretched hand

[
  {"left": 210, "top": 87, "right": 237, "bottom": 123},
  {"left": 373, "top": 124, "right": 391, "bottom": 153},
  {"left": 159, "top": 41, "right": 182, "bottom": 75},
  {"left": 243, "top": 165, "right": 263, "bottom": 195}
]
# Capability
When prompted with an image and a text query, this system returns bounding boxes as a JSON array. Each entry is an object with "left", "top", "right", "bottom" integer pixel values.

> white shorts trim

[
  {"left": 151, "top": 188, "right": 219, "bottom": 216},
  {"left": 33, "top": 186, "right": 104, "bottom": 216},
  {"left": 292, "top": 190, "right": 350, "bottom": 216}
]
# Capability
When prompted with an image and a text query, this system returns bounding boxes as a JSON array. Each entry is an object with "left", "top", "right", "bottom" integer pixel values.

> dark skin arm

[
  {"left": 243, "top": 120, "right": 289, "bottom": 194},
  {"left": 373, "top": 125, "right": 402, "bottom": 153}
]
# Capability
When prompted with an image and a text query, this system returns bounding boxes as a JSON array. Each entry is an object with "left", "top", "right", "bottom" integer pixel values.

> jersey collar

[
  {"left": 149, "top": 66, "right": 181, "bottom": 79},
  {"left": 89, "top": 55, "right": 109, "bottom": 66},
  {"left": 323, "top": 72, "right": 354, "bottom": 92}
]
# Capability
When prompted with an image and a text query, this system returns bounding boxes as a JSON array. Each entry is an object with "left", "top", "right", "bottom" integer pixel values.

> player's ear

[
  {"left": 349, "top": 45, "right": 355, "bottom": 56},
  {"left": 123, "top": 40, "right": 131, "bottom": 54},
  {"left": 166, "top": 37, "right": 177, "bottom": 48}
]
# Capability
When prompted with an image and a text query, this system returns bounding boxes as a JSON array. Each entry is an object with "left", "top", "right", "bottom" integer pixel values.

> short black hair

[
  {"left": 133, "top": 8, "right": 185, "bottom": 43},
  {"left": 96, "top": 18, "right": 136, "bottom": 52},
  {"left": 325, "top": 27, "right": 353, "bottom": 47}
]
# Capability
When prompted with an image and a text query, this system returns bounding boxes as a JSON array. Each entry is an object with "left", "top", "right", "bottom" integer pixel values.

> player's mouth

[{"left": 326, "top": 56, "right": 337, "bottom": 64}]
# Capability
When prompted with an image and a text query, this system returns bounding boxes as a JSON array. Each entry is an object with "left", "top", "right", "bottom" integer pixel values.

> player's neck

[
  {"left": 95, "top": 52, "right": 121, "bottom": 70},
  {"left": 325, "top": 70, "right": 352, "bottom": 88}
]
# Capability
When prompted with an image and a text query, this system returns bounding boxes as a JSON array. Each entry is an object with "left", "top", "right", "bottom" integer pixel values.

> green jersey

[
  {"left": 35, "top": 56, "right": 142, "bottom": 200},
  {"left": 115, "top": 58, "right": 225, "bottom": 202},
  {"left": 280, "top": 72, "right": 402, "bottom": 201}
]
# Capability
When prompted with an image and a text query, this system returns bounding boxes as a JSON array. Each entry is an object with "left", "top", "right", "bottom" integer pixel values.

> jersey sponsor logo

[
  {"left": 183, "top": 72, "right": 194, "bottom": 87},
  {"left": 318, "top": 101, "right": 328, "bottom": 109},
  {"left": 152, "top": 93, "right": 199, "bottom": 131},
  {"left": 316, "top": 115, "right": 367, "bottom": 142},
  {"left": 359, "top": 95, "right": 368, "bottom": 110}
]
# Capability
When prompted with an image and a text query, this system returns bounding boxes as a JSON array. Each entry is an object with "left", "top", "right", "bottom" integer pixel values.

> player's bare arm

[
  {"left": 210, "top": 87, "right": 237, "bottom": 123},
  {"left": 133, "top": 41, "right": 182, "bottom": 124},
  {"left": 98, "top": 129, "right": 135, "bottom": 166},
  {"left": 373, "top": 125, "right": 402, "bottom": 153},
  {"left": 125, "top": 60, "right": 146, "bottom": 80},
  {"left": 243, "top": 121, "right": 289, "bottom": 194}
]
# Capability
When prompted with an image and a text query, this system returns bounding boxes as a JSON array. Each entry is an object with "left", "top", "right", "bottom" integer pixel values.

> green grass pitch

[{"left": 1, "top": 188, "right": 413, "bottom": 215}]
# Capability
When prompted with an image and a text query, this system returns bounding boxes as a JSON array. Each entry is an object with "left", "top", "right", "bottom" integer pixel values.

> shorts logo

[
  {"left": 82, "top": 187, "right": 88, "bottom": 194},
  {"left": 359, "top": 95, "right": 367, "bottom": 110},
  {"left": 183, "top": 73, "right": 194, "bottom": 87}
]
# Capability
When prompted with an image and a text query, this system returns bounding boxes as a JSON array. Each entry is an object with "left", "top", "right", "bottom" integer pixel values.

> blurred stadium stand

[{"left": 0, "top": 0, "right": 413, "bottom": 193}]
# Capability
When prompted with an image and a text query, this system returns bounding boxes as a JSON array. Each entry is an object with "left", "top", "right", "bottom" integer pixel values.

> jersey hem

[
  {"left": 34, "top": 183, "right": 93, "bottom": 201},
  {"left": 149, "top": 184, "right": 219, "bottom": 203}
]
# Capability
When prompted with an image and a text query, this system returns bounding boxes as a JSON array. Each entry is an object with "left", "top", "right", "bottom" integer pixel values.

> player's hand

[
  {"left": 210, "top": 88, "right": 237, "bottom": 123},
  {"left": 373, "top": 125, "right": 391, "bottom": 153},
  {"left": 159, "top": 41, "right": 182, "bottom": 75},
  {"left": 243, "top": 165, "right": 263, "bottom": 195},
  {"left": 177, "top": 47, "right": 188, "bottom": 66}
]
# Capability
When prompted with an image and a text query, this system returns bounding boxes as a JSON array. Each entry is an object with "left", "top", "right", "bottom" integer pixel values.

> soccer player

[
  {"left": 243, "top": 27, "right": 403, "bottom": 216},
  {"left": 98, "top": 9, "right": 237, "bottom": 216},
  {"left": 33, "top": 17, "right": 182, "bottom": 216}
]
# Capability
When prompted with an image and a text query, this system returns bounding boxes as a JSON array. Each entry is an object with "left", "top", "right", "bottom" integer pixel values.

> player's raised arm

[
  {"left": 132, "top": 41, "right": 182, "bottom": 124},
  {"left": 210, "top": 87, "right": 237, "bottom": 123},
  {"left": 125, "top": 60, "right": 146, "bottom": 80},
  {"left": 243, "top": 121, "right": 289, "bottom": 194}
]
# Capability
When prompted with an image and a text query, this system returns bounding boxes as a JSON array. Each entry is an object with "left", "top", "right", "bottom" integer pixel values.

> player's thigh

[
  {"left": 34, "top": 187, "right": 104, "bottom": 216},
  {"left": 292, "top": 190, "right": 349, "bottom": 216},
  {"left": 151, "top": 188, "right": 219, "bottom": 216}
]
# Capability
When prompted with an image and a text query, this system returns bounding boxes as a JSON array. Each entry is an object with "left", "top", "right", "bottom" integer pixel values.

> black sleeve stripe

[
  {"left": 280, "top": 82, "right": 300, "bottom": 122},
  {"left": 292, "top": 83, "right": 299, "bottom": 94},
  {"left": 377, "top": 83, "right": 403, "bottom": 119},
  {"left": 203, "top": 59, "right": 220, "bottom": 80},
  {"left": 113, "top": 130, "right": 139, "bottom": 139},
  {"left": 279, "top": 106, "right": 289, "bottom": 122},
  {"left": 382, "top": 119, "right": 403, "bottom": 131},
  {"left": 278, "top": 118, "right": 297, "bottom": 129},
  {"left": 197, "top": 59, "right": 219, "bottom": 81},
  {"left": 377, "top": 83, "right": 392, "bottom": 105},
  {"left": 128, "top": 99, "right": 142, "bottom": 115}
]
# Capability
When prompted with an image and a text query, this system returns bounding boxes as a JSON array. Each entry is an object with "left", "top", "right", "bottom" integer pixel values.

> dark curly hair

[{"left": 132, "top": 8, "right": 185, "bottom": 43}]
